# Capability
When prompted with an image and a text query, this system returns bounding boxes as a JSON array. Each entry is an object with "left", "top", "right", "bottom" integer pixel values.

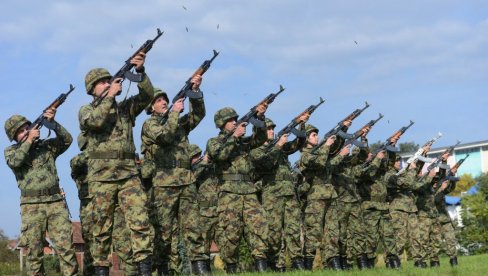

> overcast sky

[{"left": 1, "top": 0, "right": 487, "bottom": 238}]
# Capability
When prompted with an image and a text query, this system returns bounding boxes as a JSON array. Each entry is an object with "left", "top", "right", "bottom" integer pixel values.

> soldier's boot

[
  {"left": 327, "top": 256, "right": 343, "bottom": 270},
  {"left": 137, "top": 258, "right": 152, "bottom": 276},
  {"left": 191, "top": 260, "right": 209, "bottom": 275},
  {"left": 157, "top": 261, "right": 170, "bottom": 276},
  {"left": 414, "top": 260, "right": 428, "bottom": 268},
  {"left": 267, "top": 260, "right": 277, "bottom": 271},
  {"left": 291, "top": 258, "right": 305, "bottom": 270},
  {"left": 206, "top": 259, "right": 212, "bottom": 273},
  {"left": 94, "top": 266, "right": 109, "bottom": 276},
  {"left": 276, "top": 266, "right": 286, "bottom": 272},
  {"left": 254, "top": 259, "right": 268, "bottom": 273},
  {"left": 388, "top": 255, "right": 401, "bottom": 269},
  {"left": 356, "top": 254, "right": 369, "bottom": 270},
  {"left": 450, "top": 257, "right": 458, "bottom": 266},
  {"left": 341, "top": 256, "right": 352, "bottom": 270},
  {"left": 225, "top": 263, "right": 237, "bottom": 274},
  {"left": 430, "top": 260, "right": 440, "bottom": 267},
  {"left": 367, "top": 257, "right": 376, "bottom": 268},
  {"left": 304, "top": 257, "right": 314, "bottom": 271}
]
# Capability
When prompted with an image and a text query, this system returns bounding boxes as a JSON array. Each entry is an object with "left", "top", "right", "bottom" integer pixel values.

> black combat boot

[
  {"left": 94, "top": 266, "right": 109, "bottom": 276},
  {"left": 137, "top": 258, "right": 152, "bottom": 276},
  {"left": 367, "top": 257, "right": 376, "bottom": 268},
  {"left": 341, "top": 256, "right": 352, "bottom": 270},
  {"left": 191, "top": 260, "right": 209, "bottom": 275},
  {"left": 430, "top": 260, "right": 440, "bottom": 267},
  {"left": 291, "top": 258, "right": 305, "bottom": 270},
  {"left": 356, "top": 254, "right": 369, "bottom": 270},
  {"left": 254, "top": 259, "right": 268, "bottom": 272},
  {"left": 388, "top": 255, "right": 401, "bottom": 269},
  {"left": 225, "top": 263, "right": 238, "bottom": 274},
  {"left": 206, "top": 259, "right": 212, "bottom": 273},
  {"left": 267, "top": 260, "right": 277, "bottom": 271},
  {"left": 157, "top": 261, "right": 170, "bottom": 276},
  {"left": 327, "top": 256, "right": 342, "bottom": 270},
  {"left": 304, "top": 257, "right": 314, "bottom": 271},
  {"left": 414, "top": 260, "right": 428, "bottom": 268},
  {"left": 450, "top": 257, "right": 458, "bottom": 266}
]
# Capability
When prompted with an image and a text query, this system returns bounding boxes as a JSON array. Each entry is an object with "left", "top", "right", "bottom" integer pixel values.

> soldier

[
  {"left": 206, "top": 106, "right": 269, "bottom": 273},
  {"left": 4, "top": 112, "right": 78, "bottom": 276},
  {"left": 250, "top": 117, "right": 308, "bottom": 272},
  {"left": 79, "top": 51, "right": 154, "bottom": 276},
  {"left": 141, "top": 80, "right": 207, "bottom": 275}
]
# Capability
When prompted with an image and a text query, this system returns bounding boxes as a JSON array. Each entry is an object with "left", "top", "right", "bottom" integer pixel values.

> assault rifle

[
  {"left": 343, "top": 113, "right": 384, "bottom": 148},
  {"left": 21, "top": 84, "right": 75, "bottom": 143},
  {"left": 266, "top": 97, "right": 326, "bottom": 150},
  {"left": 311, "top": 101, "right": 370, "bottom": 153},
  {"left": 420, "top": 140, "right": 461, "bottom": 180},
  {"left": 438, "top": 154, "right": 469, "bottom": 184},
  {"left": 396, "top": 132, "right": 443, "bottom": 176},
  {"left": 91, "top": 28, "right": 163, "bottom": 107},
  {"left": 363, "top": 120, "right": 415, "bottom": 168}
]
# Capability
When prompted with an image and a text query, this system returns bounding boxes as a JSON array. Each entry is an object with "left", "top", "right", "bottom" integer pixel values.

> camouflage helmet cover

[
  {"left": 304, "top": 123, "right": 319, "bottom": 136},
  {"left": 85, "top": 68, "right": 112, "bottom": 94},
  {"left": 146, "top": 88, "right": 169, "bottom": 114},
  {"left": 265, "top": 118, "right": 276, "bottom": 128},
  {"left": 188, "top": 144, "right": 202, "bottom": 158},
  {"left": 214, "top": 107, "right": 238, "bottom": 128},
  {"left": 5, "top": 115, "right": 31, "bottom": 141}
]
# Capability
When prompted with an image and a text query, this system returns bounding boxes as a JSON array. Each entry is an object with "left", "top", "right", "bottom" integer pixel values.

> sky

[{"left": 0, "top": 0, "right": 487, "bottom": 238}]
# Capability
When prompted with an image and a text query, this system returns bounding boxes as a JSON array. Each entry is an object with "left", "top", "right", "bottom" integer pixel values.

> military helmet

[
  {"left": 304, "top": 124, "right": 319, "bottom": 136},
  {"left": 85, "top": 68, "right": 112, "bottom": 94},
  {"left": 146, "top": 88, "right": 169, "bottom": 114},
  {"left": 265, "top": 118, "right": 276, "bottom": 128},
  {"left": 5, "top": 115, "right": 31, "bottom": 141},
  {"left": 188, "top": 144, "right": 202, "bottom": 158},
  {"left": 214, "top": 107, "right": 238, "bottom": 128}
]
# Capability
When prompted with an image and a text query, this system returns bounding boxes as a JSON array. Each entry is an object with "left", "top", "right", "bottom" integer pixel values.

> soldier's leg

[
  {"left": 262, "top": 192, "right": 285, "bottom": 270},
  {"left": 118, "top": 177, "right": 154, "bottom": 266},
  {"left": 414, "top": 215, "right": 432, "bottom": 266},
  {"left": 321, "top": 200, "right": 341, "bottom": 269},
  {"left": 389, "top": 210, "right": 408, "bottom": 256},
  {"left": 303, "top": 199, "right": 327, "bottom": 263},
  {"left": 380, "top": 210, "right": 400, "bottom": 268},
  {"left": 79, "top": 198, "right": 94, "bottom": 275},
  {"left": 346, "top": 203, "right": 366, "bottom": 267},
  {"left": 243, "top": 193, "right": 269, "bottom": 271},
  {"left": 407, "top": 212, "right": 421, "bottom": 262},
  {"left": 284, "top": 196, "right": 303, "bottom": 269},
  {"left": 216, "top": 192, "right": 244, "bottom": 266},
  {"left": 112, "top": 204, "right": 137, "bottom": 275},
  {"left": 442, "top": 222, "right": 458, "bottom": 258},
  {"left": 180, "top": 184, "right": 207, "bottom": 261},
  {"left": 21, "top": 203, "right": 47, "bottom": 275},
  {"left": 361, "top": 208, "right": 381, "bottom": 265},
  {"left": 428, "top": 219, "right": 442, "bottom": 265}
]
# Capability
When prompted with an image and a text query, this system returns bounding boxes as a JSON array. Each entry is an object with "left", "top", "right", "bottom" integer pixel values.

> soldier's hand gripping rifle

[
  {"left": 438, "top": 154, "right": 470, "bottom": 184},
  {"left": 362, "top": 120, "right": 415, "bottom": 168},
  {"left": 91, "top": 28, "right": 163, "bottom": 107},
  {"left": 20, "top": 84, "right": 75, "bottom": 143},
  {"left": 343, "top": 113, "right": 384, "bottom": 148},
  {"left": 311, "top": 101, "right": 370, "bottom": 154},
  {"left": 396, "top": 132, "right": 443, "bottom": 176},
  {"left": 419, "top": 140, "right": 461, "bottom": 180},
  {"left": 266, "top": 97, "right": 326, "bottom": 150}
]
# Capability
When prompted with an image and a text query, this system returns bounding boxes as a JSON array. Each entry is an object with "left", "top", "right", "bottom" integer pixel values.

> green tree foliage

[
  {"left": 0, "top": 229, "right": 18, "bottom": 263},
  {"left": 459, "top": 173, "right": 488, "bottom": 254},
  {"left": 368, "top": 141, "right": 418, "bottom": 154},
  {"left": 450, "top": 174, "right": 477, "bottom": 196}
]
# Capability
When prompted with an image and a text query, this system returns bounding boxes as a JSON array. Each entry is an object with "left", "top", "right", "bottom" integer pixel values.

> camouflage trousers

[
  {"left": 153, "top": 184, "right": 206, "bottom": 272},
  {"left": 261, "top": 193, "right": 302, "bottom": 269},
  {"left": 330, "top": 201, "right": 364, "bottom": 262},
  {"left": 216, "top": 192, "right": 268, "bottom": 264},
  {"left": 198, "top": 199, "right": 219, "bottom": 260},
  {"left": 79, "top": 198, "right": 94, "bottom": 276},
  {"left": 389, "top": 210, "right": 421, "bottom": 260},
  {"left": 303, "top": 198, "right": 333, "bottom": 259},
  {"left": 361, "top": 208, "right": 397, "bottom": 260},
  {"left": 88, "top": 177, "right": 153, "bottom": 267},
  {"left": 433, "top": 220, "right": 458, "bottom": 258},
  {"left": 414, "top": 215, "right": 440, "bottom": 262},
  {"left": 20, "top": 200, "right": 78, "bottom": 276}
]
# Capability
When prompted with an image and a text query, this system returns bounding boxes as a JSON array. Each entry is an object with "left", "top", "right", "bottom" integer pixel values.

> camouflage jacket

[
  {"left": 386, "top": 168, "right": 424, "bottom": 212},
  {"left": 434, "top": 180, "right": 456, "bottom": 223},
  {"left": 298, "top": 145, "right": 344, "bottom": 200},
  {"left": 193, "top": 159, "right": 219, "bottom": 217},
  {"left": 141, "top": 97, "right": 205, "bottom": 187},
  {"left": 5, "top": 121, "right": 72, "bottom": 204},
  {"left": 206, "top": 125, "right": 267, "bottom": 194},
  {"left": 251, "top": 137, "right": 305, "bottom": 197},
  {"left": 361, "top": 157, "right": 389, "bottom": 210},
  {"left": 70, "top": 151, "right": 89, "bottom": 200},
  {"left": 78, "top": 73, "right": 154, "bottom": 182},
  {"left": 415, "top": 177, "right": 439, "bottom": 218},
  {"left": 332, "top": 148, "right": 369, "bottom": 203}
]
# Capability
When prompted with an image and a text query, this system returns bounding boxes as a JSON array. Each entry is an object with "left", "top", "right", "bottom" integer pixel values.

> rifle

[
  {"left": 311, "top": 101, "right": 370, "bottom": 153},
  {"left": 343, "top": 113, "right": 384, "bottom": 148},
  {"left": 91, "top": 28, "right": 163, "bottom": 107},
  {"left": 396, "top": 132, "right": 443, "bottom": 176},
  {"left": 60, "top": 186, "right": 72, "bottom": 219},
  {"left": 363, "top": 120, "right": 415, "bottom": 168},
  {"left": 21, "top": 84, "right": 75, "bottom": 143},
  {"left": 439, "top": 154, "right": 470, "bottom": 184},
  {"left": 266, "top": 97, "right": 326, "bottom": 150},
  {"left": 420, "top": 140, "right": 461, "bottom": 180}
]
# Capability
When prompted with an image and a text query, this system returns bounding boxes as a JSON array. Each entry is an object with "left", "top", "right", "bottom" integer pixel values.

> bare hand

[
  {"left": 256, "top": 103, "right": 268, "bottom": 117},
  {"left": 440, "top": 180, "right": 449, "bottom": 190},
  {"left": 325, "top": 135, "right": 336, "bottom": 146},
  {"left": 297, "top": 113, "right": 310, "bottom": 123},
  {"left": 428, "top": 169, "right": 437, "bottom": 178},
  {"left": 27, "top": 129, "right": 40, "bottom": 143},
  {"left": 203, "top": 154, "right": 208, "bottom": 163},
  {"left": 277, "top": 134, "right": 288, "bottom": 147},
  {"left": 172, "top": 98, "right": 184, "bottom": 113},
  {"left": 339, "top": 144, "right": 351, "bottom": 156},
  {"left": 107, "top": 78, "right": 123, "bottom": 97},
  {"left": 343, "top": 119, "right": 352, "bottom": 128},
  {"left": 130, "top": 51, "right": 146, "bottom": 71},
  {"left": 43, "top": 108, "right": 56, "bottom": 121},
  {"left": 191, "top": 75, "right": 202, "bottom": 91},
  {"left": 441, "top": 152, "right": 450, "bottom": 161},
  {"left": 233, "top": 122, "right": 247, "bottom": 138},
  {"left": 410, "top": 161, "right": 417, "bottom": 170},
  {"left": 376, "top": 150, "right": 385, "bottom": 160}
]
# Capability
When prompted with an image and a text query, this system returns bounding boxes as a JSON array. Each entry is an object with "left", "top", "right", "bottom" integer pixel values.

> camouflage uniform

[
  {"left": 141, "top": 89, "right": 206, "bottom": 274},
  {"left": 4, "top": 115, "right": 78, "bottom": 276},
  {"left": 206, "top": 107, "right": 268, "bottom": 272},
  {"left": 79, "top": 68, "right": 154, "bottom": 270},
  {"left": 250, "top": 118, "right": 305, "bottom": 271},
  {"left": 433, "top": 180, "right": 458, "bottom": 264}
]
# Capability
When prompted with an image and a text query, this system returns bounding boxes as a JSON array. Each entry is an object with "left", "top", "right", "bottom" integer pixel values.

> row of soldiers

[{"left": 4, "top": 50, "right": 461, "bottom": 276}]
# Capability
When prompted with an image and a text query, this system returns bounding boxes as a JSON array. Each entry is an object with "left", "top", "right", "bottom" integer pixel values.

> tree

[
  {"left": 368, "top": 140, "right": 418, "bottom": 154},
  {"left": 450, "top": 174, "right": 477, "bottom": 197},
  {"left": 0, "top": 228, "right": 18, "bottom": 263}
]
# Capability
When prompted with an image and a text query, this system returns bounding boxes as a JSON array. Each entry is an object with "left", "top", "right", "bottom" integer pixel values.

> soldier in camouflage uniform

[
  {"left": 297, "top": 124, "right": 348, "bottom": 270},
  {"left": 79, "top": 51, "right": 154, "bottom": 276},
  {"left": 206, "top": 106, "right": 269, "bottom": 273},
  {"left": 141, "top": 77, "right": 207, "bottom": 275},
  {"left": 4, "top": 112, "right": 79, "bottom": 276},
  {"left": 250, "top": 117, "right": 308, "bottom": 272}
]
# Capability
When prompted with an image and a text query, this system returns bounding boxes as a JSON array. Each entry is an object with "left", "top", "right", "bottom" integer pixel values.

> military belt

[
  {"left": 21, "top": 186, "right": 60, "bottom": 197},
  {"left": 158, "top": 160, "right": 191, "bottom": 169},
  {"left": 262, "top": 174, "right": 295, "bottom": 183},
  {"left": 89, "top": 151, "right": 135, "bottom": 159},
  {"left": 221, "top": 173, "right": 252, "bottom": 182}
]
